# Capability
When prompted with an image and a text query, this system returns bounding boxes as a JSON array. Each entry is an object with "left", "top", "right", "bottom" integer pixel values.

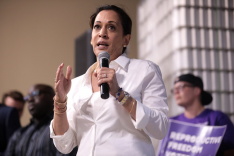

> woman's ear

[
  {"left": 123, "top": 34, "right": 131, "bottom": 46},
  {"left": 90, "top": 39, "right": 93, "bottom": 45}
]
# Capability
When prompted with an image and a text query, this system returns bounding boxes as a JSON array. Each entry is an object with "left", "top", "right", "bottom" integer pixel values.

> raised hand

[{"left": 54, "top": 63, "right": 72, "bottom": 102}]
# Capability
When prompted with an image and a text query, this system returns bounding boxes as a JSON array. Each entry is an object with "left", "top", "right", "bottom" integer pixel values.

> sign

[{"left": 157, "top": 120, "right": 226, "bottom": 156}]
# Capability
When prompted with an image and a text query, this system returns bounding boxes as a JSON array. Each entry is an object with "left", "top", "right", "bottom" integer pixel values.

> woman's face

[{"left": 91, "top": 10, "right": 130, "bottom": 61}]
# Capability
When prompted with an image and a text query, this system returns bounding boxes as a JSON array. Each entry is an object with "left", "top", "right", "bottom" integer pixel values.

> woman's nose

[{"left": 99, "top": 28, "right": 107, "bottom": 38}]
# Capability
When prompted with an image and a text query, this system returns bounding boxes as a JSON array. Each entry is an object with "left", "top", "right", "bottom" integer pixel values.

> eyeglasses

[
  {"left": 24, "top": 90, "right": 47, "bottom": 101},
  {"left": 171, "top": 84, "right": 195, "bottom": 94}
]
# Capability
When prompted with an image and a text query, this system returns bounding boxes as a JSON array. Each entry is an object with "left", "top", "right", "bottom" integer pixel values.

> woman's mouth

[
  {"left": 98, "top": 44, "right": 108, "bottom": 49},
  {"left": 97, "top": 41, "right": 109, "bottom": 50}
]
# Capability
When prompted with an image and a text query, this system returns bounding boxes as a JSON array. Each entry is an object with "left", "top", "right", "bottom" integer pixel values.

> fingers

[
  {"left": 55, "top": 80, "right": 61, "bottom": 91},
  {"left": 94, "top": 70, "right": 98, "bottom": 77},
  {"left": 55, "top": 63, "right": 64, "bottom": 83},
  {"left": 59, "top": 63, "right": 64, "bottom": 79},
  {"left": 97, "top": 73, "right": 108, "bottom": 79},
  {"left": 54, "top": 63, "right": 72, "bottom": 102},
  {"left": 96, "top": 68, "right": 120, "bottom": 96},
  {"left": 96, "top": 68, "right": 115, "bottom": 86},
  {"left": 55, "top": 63, "right": 65, "bottom": 98},
  {"left": 54, "top": 80, "right": 66, "bottom": 102},
  {"left": 66, "top": 66, "right": 72, "bottom": 80}
]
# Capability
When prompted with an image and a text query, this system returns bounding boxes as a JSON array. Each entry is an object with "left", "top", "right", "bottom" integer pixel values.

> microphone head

[{"left": 98, "top": 51, "right": 110, "bottom": 63}]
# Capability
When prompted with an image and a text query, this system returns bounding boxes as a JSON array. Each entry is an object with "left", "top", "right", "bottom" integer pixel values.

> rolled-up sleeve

[
  {"left": 50, "top": 95, "right": 79, "bottom": 154},
  {"left": 131, "top": 61, "right": 169, "bottom": 140},
  {"left": 50, "top": 120, "right": 77, "bottom": 154}
]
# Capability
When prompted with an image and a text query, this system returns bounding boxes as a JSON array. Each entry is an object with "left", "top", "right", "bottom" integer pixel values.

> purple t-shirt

[{"left": 171, "top": 109, "right": 234, "bottom": 156}]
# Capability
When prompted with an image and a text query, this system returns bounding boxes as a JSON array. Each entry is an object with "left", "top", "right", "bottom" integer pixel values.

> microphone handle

[{"left": 100, "top": 58, "right": 109, "bottom": 99}]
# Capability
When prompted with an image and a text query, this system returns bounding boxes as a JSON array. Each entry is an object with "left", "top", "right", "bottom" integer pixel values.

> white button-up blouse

[{"left": 50, "top": 53, "right": 169, "bottom": 156}]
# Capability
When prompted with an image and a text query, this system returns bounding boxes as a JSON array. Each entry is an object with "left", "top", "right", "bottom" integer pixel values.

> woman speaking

[{"left": 50, "top": 5, "right": 169, "bottom": 156}]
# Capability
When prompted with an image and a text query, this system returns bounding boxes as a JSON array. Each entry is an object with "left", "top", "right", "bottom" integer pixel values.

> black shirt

[
  {"left": 0, "top": 105, "right": 21, "bottom": 156},
  {"left": 4, "top": 114, "right": 77, "bottom": 156}
]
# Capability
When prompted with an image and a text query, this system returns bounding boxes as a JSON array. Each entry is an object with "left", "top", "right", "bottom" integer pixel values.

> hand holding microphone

[
  {"left": 98, "top": 51, "right": 110, "bottom": 99},
  {"left": 96, "top": 51, "right": 120, "bottom": 99}
]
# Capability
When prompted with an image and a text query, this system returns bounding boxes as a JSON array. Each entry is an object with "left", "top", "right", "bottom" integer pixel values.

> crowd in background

[{"left": 0, "top": 85, "right": 77, "bottom": 156}]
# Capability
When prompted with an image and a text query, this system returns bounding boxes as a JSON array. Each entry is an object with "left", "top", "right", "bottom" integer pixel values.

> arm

[
  {"left": 97, "top": 61, "right": 169, "bottom": 140},
  {"left": 131, "top": 62, "right": 169, "bottom": 139},
  {"left": 50, "top": 63, "right": 77, "bottom": 154},
  {"left": 53, "top": 63, "right": 71, "bottom": 135}
]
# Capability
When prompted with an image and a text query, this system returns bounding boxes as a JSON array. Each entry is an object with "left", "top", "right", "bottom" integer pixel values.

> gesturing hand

[{"left": 54, "top": 63, "right": 72, "bottom": 103}]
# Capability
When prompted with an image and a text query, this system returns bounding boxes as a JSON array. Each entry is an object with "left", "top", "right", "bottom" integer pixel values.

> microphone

[{"left": 98, "top": 51, "right": 110, "bottom": 99}]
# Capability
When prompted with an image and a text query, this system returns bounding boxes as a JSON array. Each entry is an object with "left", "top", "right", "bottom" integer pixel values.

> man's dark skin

[
  {"left": 4, "top": 84, "right": 78, "bottom": 156},
  {"left": 27, "top": 84, "right": 54, "bottom": 124}
]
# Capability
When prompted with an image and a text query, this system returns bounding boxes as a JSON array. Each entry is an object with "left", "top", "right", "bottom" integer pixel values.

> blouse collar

[{"left": 82, "top": 53, "right": 130, "bottom": 85}]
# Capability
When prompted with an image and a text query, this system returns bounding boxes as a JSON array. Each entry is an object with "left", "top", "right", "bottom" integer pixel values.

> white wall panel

[
  {"left": 210, "top": 50, "right": 220, "bottom": 69},
  {"left": 230, "top": 93, "right": 234, "bottom": 123},
  {"left": 211, "top": 71, "right": 220, "bottom": 90},
  {"left": 228, "top": 72, "right": 234, "bottom": 91},
  {"left": 221, "top": 93, "right": 230, "bottom": 112},
  {"left": 219, "top": 30, "right": 227, "bottom": 49},
  {"left": 208, "top": 8, "right": 212, "bottom": 27},
  {"left": 212, "top": 92, "right": 221, "bottom": 110},
  {"left": 226, "top": 30, "right": 231, "bottom": 49},
  {"left": 203, "top": 71, "right": 212, "bottom": 90},
  {"left": 231, "top": 31, "right": 234, "bottom": 49},
  {"left": 220, "top": 71, "right": 229, "bottom": 91},
  {"left": 137, "top": 1, "right": 234, "bottom": 151},
  {"left": 219, "top": 51, "right": 228, "bottom": 70},
  {"left": 227, "top": 51, "right": 234, "bottom": 70},
  {"left": 193, "top": 49, "right": 202, "bottom": 69}
]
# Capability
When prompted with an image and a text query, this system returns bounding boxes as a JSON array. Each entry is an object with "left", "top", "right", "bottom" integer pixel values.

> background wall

[
  {"left": 0, "top": 0, "right": 139, "bottom": 126},
  {"left": 138, "top": 0, "right": 234, "bottom": 120},
  {"left": 137, "top": 0, "right": 234, "bottom": 153}
]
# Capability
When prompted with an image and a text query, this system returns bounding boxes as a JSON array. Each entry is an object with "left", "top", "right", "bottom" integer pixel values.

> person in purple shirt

[{"left": 170, "top": 73, "right": 234, "bottom": 156}]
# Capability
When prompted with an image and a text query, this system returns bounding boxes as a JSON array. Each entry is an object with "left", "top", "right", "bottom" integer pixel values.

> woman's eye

[
  {"left": 109, "top": 26, "right": 116, "bottom": 30},
  {"left": 94, "top": 25, "right": 100, "bottom": 29}
]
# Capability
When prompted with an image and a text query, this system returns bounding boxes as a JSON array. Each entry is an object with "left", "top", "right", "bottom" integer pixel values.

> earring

[
  {"left": 123, "top": 45, "right": 126, "bottom": 47},
  {"left": 91, "top": 42, "right": 92, "bottom": 45}
]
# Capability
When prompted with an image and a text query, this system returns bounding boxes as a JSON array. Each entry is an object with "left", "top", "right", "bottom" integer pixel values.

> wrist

[
  {"left": 118, "top": 90, "right": 130, "bottom": 105},
  {"left": 54, "top": 95, "right": 66, "bottom": 103},
  {"left": 117, "top": 90, "right": 125, "bottom": 102}
]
